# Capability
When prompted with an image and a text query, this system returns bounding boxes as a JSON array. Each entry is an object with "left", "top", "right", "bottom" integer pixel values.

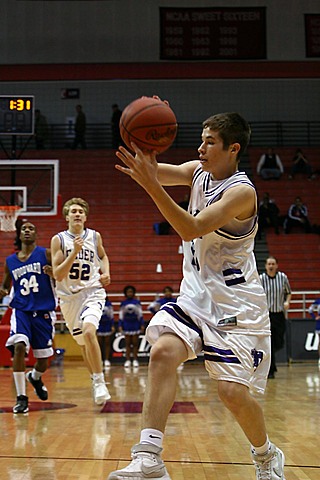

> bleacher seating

[
  {"left": 1, "top": 147, "right": 319, "bottom": 321},
  {"left": 0, "top": 148, "right": 195, "bottom": 305},
  {"left": 248, "top": 146, "right": 320, "bottom": 293}
]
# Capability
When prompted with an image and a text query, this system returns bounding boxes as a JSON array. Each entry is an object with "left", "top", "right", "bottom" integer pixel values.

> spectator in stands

[
  {"left": 111, "top": 104, "right": 123, "bottom": 148},
  {"left": 283, "top": 196, "right": 312, "bottom": 234},
  {"left": 257, "top": 192, "right": 281, "bottom": 238},
  {"left": 34, "top": 109, "right": 49, "bottom": 149},
  {"left": 72, "top": 105, "right": 87, "bottom": 150},
  {"left": 309, "top": 298, "right": 320, "bottom": 365},
  {"left": 256, "top": 147, "right": 284, "bottom": 180},
  {"left": 97, "top": 294, "right": 115, "bottom": 369},
  {"left": 288, "top": 148, "right": 315, "bottom": 180},
  {"left": 118, "top": 285, "right": 144, "bottom": 369},
  {"left": 260, "top": 256, "right": 291, "bottom": 379},
  {"left": 148, "top": 286, "right": 177, "bottom": 315}
]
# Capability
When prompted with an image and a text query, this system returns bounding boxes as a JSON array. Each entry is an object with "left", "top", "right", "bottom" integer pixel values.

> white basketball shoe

[
  {"left": 107, "top": 443, "right": 171, "bottom": 479},
  {"left": 251, "top": 443, "right": 286, "bottom": 480}
]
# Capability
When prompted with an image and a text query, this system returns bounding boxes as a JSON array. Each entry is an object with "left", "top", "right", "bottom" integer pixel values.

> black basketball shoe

[
  {"left": 13, "top": 395, "right": 29, "bottom": 414},
  {"left": 26, "top": 371, "right": 48, "bottom": 400}
]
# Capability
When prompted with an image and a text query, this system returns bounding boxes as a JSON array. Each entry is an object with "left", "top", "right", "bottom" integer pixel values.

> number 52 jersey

[
  {"left": 55, "top": 228, "right": 103, "bottom": 298},
  {"left": 6, "top": 246, "right": 56, "bottom": 312}
]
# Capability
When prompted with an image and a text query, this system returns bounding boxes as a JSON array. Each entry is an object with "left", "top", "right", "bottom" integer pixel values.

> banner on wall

[
  {"left": 159, "top": 7, "right": 266, "bottom": 60},
  {"left": 110, "top": 319, "right": 319, "bottom": 364},
  {"left": 305, "top": 14, "right": 320, "bottom": 58}
]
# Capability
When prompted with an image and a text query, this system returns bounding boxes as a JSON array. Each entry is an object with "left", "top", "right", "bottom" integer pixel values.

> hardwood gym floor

[{"left": 0, "top": 361, "right": 319, "bottom": 479}]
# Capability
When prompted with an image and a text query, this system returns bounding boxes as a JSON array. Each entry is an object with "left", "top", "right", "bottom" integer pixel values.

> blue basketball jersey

[{"left": 6, "top": 246, "right": 56, "bottom": 312}]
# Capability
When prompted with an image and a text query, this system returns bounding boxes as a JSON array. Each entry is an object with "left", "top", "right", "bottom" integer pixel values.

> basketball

[{"left": 119, "top": 96, "right": 177, "bottom": 154}]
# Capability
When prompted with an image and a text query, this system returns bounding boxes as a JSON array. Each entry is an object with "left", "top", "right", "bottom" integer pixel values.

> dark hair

[
  {"left": 163, "top": 286, "right": 173, "bottom": 293},
  {"left": 266, "top": 256, "right": 278, "bottom": 264},
  {"left": 202, "top": 112, "right": 251, "bottom": 159},
  {"left": 124, "top": 285, "right": 136, "bottom": 296}
]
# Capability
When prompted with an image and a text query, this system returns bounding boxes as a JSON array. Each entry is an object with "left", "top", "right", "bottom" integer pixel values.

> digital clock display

[{"left": 0, "top": 95, "right": 34, "bottom": 135}]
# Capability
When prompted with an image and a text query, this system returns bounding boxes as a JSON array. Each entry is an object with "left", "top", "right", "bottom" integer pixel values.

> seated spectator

[
  {"left": 258, "top": 192, "right": 281, "bottom": 238},
  {"left": 257, "top": 148, "right": 284, "bottom": 180},
  {"left": 148, "top": 286, "right": 177, "bottom": 315},
  {"left": 289, "top": 148, "right": 315, "bottom": 180},
  {"left": 283, "top": 196, "right": 312, "bottom": 233}
]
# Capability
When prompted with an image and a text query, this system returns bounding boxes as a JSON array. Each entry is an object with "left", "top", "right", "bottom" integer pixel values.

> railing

[
  {"left": 288, "top": 290, "right": 320, "bottom": 318},
  {"left": 2, "top": 290, "right": 317, "bottom": 330},
  {"left": 49, "top": 290, "right": 320, "bottom": 329},
  {"left": 0, "top": 121, "right": 319, "bottom": 155}
]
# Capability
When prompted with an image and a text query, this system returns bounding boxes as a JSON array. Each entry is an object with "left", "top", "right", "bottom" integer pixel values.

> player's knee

[
  {"left": 14, "top": 341, "right": 27, "bottom": 357},
  {"left": 218, "top": 381, "right": 246, "bottom": 412},
  {"left": 149, "top": 342, "right": 180, "bottom": 371},
  {"left": 82, "top": 324, "right": 97, "bottom": 344}
]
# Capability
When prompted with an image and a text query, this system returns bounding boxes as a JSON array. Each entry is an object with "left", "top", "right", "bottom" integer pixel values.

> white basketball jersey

[
  {"left": 177, "top": 166, "right": 269, "bottom": 333},
  {"left": 55, "top": 228, "right": 103, "bottom": 297}
]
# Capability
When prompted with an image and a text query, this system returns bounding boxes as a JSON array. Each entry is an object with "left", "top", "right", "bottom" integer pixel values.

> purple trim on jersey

[
  {"left": 82, "top": 228, "right": 89, "bottom": 240},
  {"left": 72, "top": 327, "right": 82, "bottom": 337},
  {"left": 215, "top": 217, "right": 258, "bottom": 240},
  {"left": 205, "top": 172, "right": 255, "bottom": 200},
  {"left": 93, "top": 230, "right": 99, "bottom": 258},
  {"left": 225, "top": 277, "right": 246, "bottom": 286},
  {"left": 58, "top": 232, "right": 65, "bottom": 251},
  {"left": 223, "top": 268, "right": 242, "bottom": 276},
  {"left": 203, "top": 172, "right": 211, "bottom": 191},
  {"left": 203, "top": 344, "right": 241, "bottom": 364},
  {"left": 161, "top": 303, "right": 203, "bottom": 341},
  {"left": 191, "top": 165, "right": 204, "bottom": 187},
  {"left": 223, "top": 268, "right": 246, "bottom": 286}
]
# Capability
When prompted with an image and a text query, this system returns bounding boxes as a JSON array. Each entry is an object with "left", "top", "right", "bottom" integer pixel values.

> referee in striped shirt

[{"left": 260, "top": 256, "right": 292, "bottom": 378}]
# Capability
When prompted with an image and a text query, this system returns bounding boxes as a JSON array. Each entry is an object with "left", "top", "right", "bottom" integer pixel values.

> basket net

[{"left": 0, "top": 206, "right": 22, "bottom": 232}]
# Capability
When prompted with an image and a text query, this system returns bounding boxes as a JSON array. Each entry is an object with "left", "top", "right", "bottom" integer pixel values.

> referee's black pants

[{"left": 269, "top": 311, "right": 286, "bottom": 376}]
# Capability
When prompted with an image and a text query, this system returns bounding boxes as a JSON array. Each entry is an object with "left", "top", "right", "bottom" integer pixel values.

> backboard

[{"left": 0, "top": 159, "right": 59, "bottom": 216}]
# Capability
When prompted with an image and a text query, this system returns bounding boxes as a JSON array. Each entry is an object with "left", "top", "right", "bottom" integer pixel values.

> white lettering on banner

[
  {"left": 112, "top": 334, "right": 152, "bottom": 356},
  {"left": 305, "top": 332, "right": 319, "bottom": 351}
]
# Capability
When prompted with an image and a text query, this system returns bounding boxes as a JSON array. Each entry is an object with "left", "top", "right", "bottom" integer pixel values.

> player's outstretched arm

[{"left": 116, "top": 144, "right": 255, "bottom": 241}]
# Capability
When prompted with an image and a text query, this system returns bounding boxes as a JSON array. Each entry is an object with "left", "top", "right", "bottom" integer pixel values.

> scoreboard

[{"left": 0, "top": 96, "right": 34, "bottom": 135}]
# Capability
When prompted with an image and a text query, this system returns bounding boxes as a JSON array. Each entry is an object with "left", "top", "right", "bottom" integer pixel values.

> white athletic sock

[
  {"left": 252, "top": 436, "right": 271, "bottom": 456},
  {"left": 140, "top": 428, "right": 164, "bottom": 449},
  {"left": 92, "top": 372, "right": 104, "bottom": 383},
  {"left": 31, "top": 368, "right": 42, "bottom": 380},
  {"left": 13, "top": 372, "right": 26, "bottom": 396}
]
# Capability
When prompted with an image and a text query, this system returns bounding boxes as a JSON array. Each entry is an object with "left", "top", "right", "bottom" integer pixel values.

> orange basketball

[{"left": 119, "top": 96, "right": 177, "bottom": 154}]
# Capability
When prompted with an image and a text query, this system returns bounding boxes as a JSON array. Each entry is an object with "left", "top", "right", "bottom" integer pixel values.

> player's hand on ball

[{"left": 115, "top": 143, "right": 158, "bottom": 190}]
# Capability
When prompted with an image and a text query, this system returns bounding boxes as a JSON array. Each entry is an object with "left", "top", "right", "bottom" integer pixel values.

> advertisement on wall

[{"left": 109, "top": 319, "right": 318, "bottom": 364}]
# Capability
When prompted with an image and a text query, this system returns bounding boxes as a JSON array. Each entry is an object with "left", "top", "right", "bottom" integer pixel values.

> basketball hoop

[{"left": 0, "top": 206, "right": 22, "bottom": 232}]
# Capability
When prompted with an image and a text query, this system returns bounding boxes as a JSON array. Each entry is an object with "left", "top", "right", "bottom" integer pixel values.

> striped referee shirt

[{"left": 259, "top": 272, "right": 291, "bottom": 313}]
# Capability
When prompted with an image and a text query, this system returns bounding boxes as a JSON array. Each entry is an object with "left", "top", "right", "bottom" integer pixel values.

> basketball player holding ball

[{"left": 107, "top": 106, "right": 286, "bottom": 480}]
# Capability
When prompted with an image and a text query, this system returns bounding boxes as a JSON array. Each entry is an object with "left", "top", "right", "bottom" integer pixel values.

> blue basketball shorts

[{"left": 6, "top": 309, "right": 56, "bottom": 358}]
